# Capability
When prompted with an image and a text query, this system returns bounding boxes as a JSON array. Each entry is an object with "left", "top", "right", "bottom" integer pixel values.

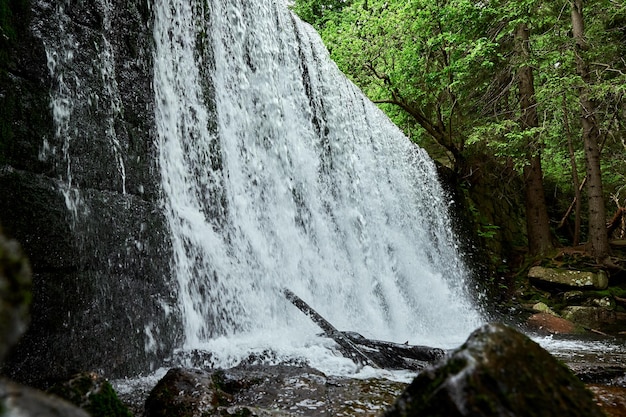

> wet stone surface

[
  {"left": 118, "top": 332, "right": 626, "bottom": 417},
  {"left": 141, "top": 365, "right": 407, "bottom": 417},
  {"left": 227, "top": 365, "right": 405, "bottom": 416},
  {"left": 587, "top": 384, "right": 626, "bottom": 417}
]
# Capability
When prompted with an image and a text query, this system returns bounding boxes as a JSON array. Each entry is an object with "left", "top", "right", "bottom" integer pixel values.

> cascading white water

[{"left": 154, "top": 0, "right": 482, "bottom": 371}]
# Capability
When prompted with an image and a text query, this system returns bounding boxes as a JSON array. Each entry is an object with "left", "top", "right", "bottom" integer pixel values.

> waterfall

[{"left": 154, "top": 0, "right": 482, "bottom": 369}]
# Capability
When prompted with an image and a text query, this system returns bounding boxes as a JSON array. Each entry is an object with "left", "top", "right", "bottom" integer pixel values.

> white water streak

[
  {"left": 42, "top": 0, "right": 127, "bottom": 214},
  {"left": 99, "top": 0, "right": 127, "bottom": 194},
  {"left": 43, "top": 0, "right": 82, "bottom": 220},
  {"left": 154, "top": 0, "right": 482, "bottom": 364}
]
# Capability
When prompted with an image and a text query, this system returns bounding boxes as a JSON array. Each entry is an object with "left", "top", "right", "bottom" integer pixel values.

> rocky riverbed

[
  {"left": 107, "top": 325, "right": 626, "bottom": 417},
  {"left": 2, "top": 229, "right": 625, "bottom": 417}
]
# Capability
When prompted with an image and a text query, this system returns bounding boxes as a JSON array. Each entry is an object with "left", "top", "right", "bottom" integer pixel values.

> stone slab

[{"left": 528, "top": 266, "right": 609, "bottom": 290}]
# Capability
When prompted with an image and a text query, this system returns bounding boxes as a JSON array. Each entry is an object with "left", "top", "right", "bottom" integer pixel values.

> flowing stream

[{"left": 153, "top": 0, "right": 482, "bottom": 372}]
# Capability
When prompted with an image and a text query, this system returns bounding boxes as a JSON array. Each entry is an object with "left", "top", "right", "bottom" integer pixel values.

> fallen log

[
  {"left": 340, "top": 331, "right": 445, "bottom": 370},
  {"left": 283, "top": 288, "right": 381, "bottom": 368},
  {"left": 283, "top": 288, "right": 445, "bottom": 371}
]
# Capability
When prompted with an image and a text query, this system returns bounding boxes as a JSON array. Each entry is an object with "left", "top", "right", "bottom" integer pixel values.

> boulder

[
  {"left": 528, "top": 266, "right": 609, "bottom": 290},
  {"left": 589, "top": 297, "right": 614, "bottom": 309},
  {"left": 382, "top": 323, "right": 605, "bottom": 417},
  {"left": 526, "top": 312, "right": 579, "bottom": 334},
  {"left": 0, "top": 377, "right": 89, "bottom": 417},
  {"left": 532, "top": 301, "right": 557, "bottom": 315},
  {"left": 0, "top": 227, "right": 31, "bottom": 363},
  {"left": 145, "top": 368, "right": 219, "bottom": 417},
  {"left": 562, "top": 306, "right": 617, "bottom": 329},
  {"left": 145, "top": 365, "right": 406, "bottom": 417},
  {"left": 564, "top": 291, "right": 585, "bottom": 303},
  {"left": 47, "top": 372, "right": 132, "bottom": 417}
]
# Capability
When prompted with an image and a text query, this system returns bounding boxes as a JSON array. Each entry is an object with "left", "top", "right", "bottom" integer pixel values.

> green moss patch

[{"left": 48, "top": 373, "right": 132, "bottom": 417}]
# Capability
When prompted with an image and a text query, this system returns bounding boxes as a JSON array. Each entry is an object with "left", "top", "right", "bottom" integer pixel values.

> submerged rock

[{"left": 382, "top": 323, "right": 605, "bottom": 417}]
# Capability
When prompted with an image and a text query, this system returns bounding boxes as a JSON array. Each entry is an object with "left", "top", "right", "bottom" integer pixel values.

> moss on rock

[
  {"left": 47, "top": 372, "right": 132, "bottom": 417},
  {"left": 383, "top": 323, "right": 605, "bottom": 417}
]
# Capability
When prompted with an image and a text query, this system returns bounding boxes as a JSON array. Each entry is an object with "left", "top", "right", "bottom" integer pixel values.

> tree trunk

[
  {"left": 571, "top": 0, "right": 610, "bottom": 259},
  {"left": 515, "top": 23, "right": 553, "bottom": 255},
  {"left": 563, "top": 94, "right": 582, "bottom": 245}
]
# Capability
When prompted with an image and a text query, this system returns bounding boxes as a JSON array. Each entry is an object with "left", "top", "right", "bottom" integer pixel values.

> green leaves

[
  {"left": 308, "top": 0, "right": 507, "bottom": 167},
  {"left": 289, "top": 0, "right": 353, "bottom": 30},
  {"left": 291, "top": 0, "right": 626, "bottom": 200}
]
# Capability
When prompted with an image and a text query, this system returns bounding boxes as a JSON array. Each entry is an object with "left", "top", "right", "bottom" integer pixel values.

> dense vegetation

[{"left": 291, "top": 0, "right": 626, "bottom": 266}]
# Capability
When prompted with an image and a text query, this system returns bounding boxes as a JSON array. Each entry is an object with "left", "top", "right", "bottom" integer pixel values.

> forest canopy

[{"left": 291, "top": 0, "right": 626, "bottom": 260}]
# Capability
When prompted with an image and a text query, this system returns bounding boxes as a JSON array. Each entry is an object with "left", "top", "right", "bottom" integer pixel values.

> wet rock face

[
  {"left": 0, "top": 0, "right": 180, "bottom": 383},
  {"left": 383, "top": 323, "right": 605, "bottom": 417},
  {"left": 0, "top": 228, "right": 91, "bottom": 417},
  {"left": 145, "top": 366, "right": 406, "bottom": 417},
  {"left": 27, "top": 0, "right": 158, "bottom": 195},
  {"left": 0, "top": 228, "right": 32, "bottom": 364},
  {"left": 0, "top": 168, "right": 180, "bottom": 385},
  {"left": 0, "top": 0, "right": 52, "bottom": 175}
]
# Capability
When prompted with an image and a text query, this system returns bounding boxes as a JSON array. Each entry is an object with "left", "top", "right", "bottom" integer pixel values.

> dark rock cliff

[{"left": 0, "top": 0, "right": 180, "bottom": 385}]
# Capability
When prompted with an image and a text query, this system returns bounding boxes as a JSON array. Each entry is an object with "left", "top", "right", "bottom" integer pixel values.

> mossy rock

[
  {"left": 561, "top": 306, "right": 617, "bottom": 329},
  {"left": 47, "top": 372, "right": 132, "bottom": 417},
  {"left": 383, "top": 323, "right": 604, "bottom": 417},
  {"left": 528, "top": 266, "right": 608, "bottom": 290},
  {"left": 588, "top": 285, "right": 626, "bottom": 300}
]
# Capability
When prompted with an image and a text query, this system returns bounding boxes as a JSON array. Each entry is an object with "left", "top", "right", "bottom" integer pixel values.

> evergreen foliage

[{"left": 291, "top": 0, "right": 626, "bottom": 253}]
